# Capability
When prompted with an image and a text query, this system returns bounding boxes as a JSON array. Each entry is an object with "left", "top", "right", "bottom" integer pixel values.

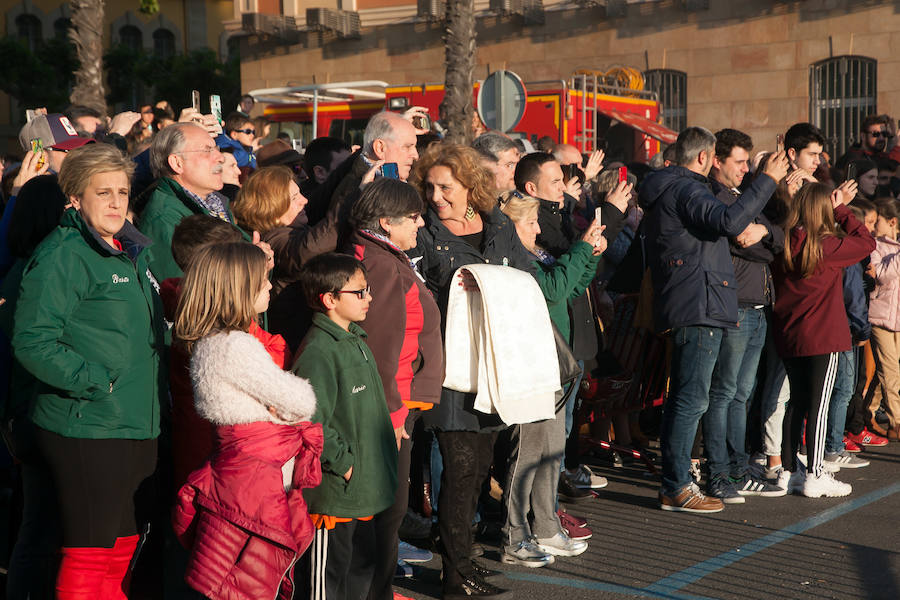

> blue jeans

[
  {"left": 703, "top": 308, "right": 767, "bottom": 478},
  {"left": 661, "top": 326, "right": 724, "bottom": 495},
  {"left": 826, "top": 348, "right": 856, "bottom": 454},
  {"left": 563, "top": 360, "right": 586, "bottom": 437}
]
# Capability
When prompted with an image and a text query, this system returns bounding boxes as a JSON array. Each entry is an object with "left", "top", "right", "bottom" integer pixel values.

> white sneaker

[
  {"left": 801, "top": 472, "right": 852, "bottom": 497},
  {"left": 566, "top": 465, "right": 608, "bottom": 489},
  {"left": 535, "top": 532, "right": 588, "bottom": 557},
  {"left": 501, "top": 539, "right": 554, "bottom": 568}
]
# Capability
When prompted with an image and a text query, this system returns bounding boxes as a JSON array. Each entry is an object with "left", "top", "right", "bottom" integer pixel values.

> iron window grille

[
  {"left": 809, "top": 55, "right": 877, "bottom": 160},
  {"left": 643, "top": 68, "right": 687, "bottom": 135}
]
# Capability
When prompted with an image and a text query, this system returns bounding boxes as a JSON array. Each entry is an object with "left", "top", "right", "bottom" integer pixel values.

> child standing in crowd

[
  {"left": 293, "top": 253, "right": 397, "bottom": 600},
  {"left": 772, "top": 181, "right": 875, "bottom": 498},
  {"left": 172, "top": 242, "right": 321, "bottom": 599},
  {"left": 866, "top": 199, "right": 900, "bottom": 441}
]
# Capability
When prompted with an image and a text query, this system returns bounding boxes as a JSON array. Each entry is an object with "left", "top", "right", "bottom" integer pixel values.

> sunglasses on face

[
  {"left": 867, "top": 130, "right": 889, "bottom": 138},
  {"left": 235, "top": 128, "right": 256, "bottom": 135}
]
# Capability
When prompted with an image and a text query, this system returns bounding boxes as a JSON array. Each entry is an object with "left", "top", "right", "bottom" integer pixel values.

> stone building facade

[{"left": 236, "top": 0, "right": 900, "bottom": 156}]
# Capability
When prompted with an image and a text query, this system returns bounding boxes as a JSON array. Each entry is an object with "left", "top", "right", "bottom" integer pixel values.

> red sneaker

[
  {"left": 846, "top": 428, "right": 889, "bottom": 447},
  {"left": 842, "top": 437, "right": 862, "bottom": 453},
  {"left": 557, "top": 509, "right": 592, "bottom": 540},
  {"left": 557, "top": 508, "right": 586, "bottom": 528}
]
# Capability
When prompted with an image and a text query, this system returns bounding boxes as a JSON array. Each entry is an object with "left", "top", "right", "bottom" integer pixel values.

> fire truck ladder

[
  {"left": 572, "top": 72, "right": 599, "bottom": 154},
  {"left": 569, "top": 68, "right": 660, "bottom": 153}
]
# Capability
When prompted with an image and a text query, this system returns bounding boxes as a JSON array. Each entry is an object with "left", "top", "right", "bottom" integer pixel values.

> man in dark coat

[{"left": 639, "top": 127, "right": 787, "bottom": 514}]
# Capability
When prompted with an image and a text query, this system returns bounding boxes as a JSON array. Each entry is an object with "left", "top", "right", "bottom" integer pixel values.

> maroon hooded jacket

[{"left": 772, "top": 203, "right": 876, "bottom": 358}]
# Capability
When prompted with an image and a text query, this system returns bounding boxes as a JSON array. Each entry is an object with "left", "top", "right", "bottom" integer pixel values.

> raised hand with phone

[
  {"left": 579, "top": 220, "right": 607, "bottom": 255},
  {"left": 11, "top": 150, "right": 50, "bottom": 196},
  {"left": 605, "top": 179, "right": 634, "bottom": 214}
]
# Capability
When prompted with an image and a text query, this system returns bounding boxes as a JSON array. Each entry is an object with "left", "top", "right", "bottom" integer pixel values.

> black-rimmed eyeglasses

[{"left": 334, "top": 286, "right": 371, "bottom": 299}]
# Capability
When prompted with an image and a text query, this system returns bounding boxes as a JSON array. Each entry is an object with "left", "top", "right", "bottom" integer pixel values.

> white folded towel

[{"left": 443, "top": 263, "right": 560, "bottom": 424}]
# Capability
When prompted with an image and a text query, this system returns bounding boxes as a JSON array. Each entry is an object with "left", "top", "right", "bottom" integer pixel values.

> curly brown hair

[{"left": 411, "top": 142, "right": 497, "bottom": 213}]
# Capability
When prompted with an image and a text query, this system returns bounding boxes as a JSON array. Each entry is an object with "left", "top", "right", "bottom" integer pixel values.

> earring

[{"left": 465, "top": 204, "right": 476, "bottom": 221}]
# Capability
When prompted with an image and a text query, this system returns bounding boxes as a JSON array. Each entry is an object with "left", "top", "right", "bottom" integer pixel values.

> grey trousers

[{"left": 501, "top": 404, "right": 566, "bottom": 547}]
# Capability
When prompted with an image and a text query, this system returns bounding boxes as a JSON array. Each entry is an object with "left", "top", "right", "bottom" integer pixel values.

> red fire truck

[{"left": 251, "top": 70, "right": 677, "bottom": 163}]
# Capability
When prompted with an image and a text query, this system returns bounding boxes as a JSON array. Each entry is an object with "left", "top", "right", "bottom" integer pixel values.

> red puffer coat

[{"left": 173, "top": 421, "right": 323, "bottom": 600}]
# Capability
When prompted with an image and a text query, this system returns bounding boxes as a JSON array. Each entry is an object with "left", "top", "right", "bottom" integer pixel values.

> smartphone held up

[{"left": 379, "top": 163, "right": 400, "bottom": 179}]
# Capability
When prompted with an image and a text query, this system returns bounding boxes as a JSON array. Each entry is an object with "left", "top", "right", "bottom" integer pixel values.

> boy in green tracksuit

[{"left": 292, "top": 252, "right": 397, "bottom": 600}]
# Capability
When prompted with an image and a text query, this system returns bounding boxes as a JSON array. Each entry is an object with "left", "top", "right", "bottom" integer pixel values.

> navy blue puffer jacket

[{"left": 638, "top": 166, "right": 777, "bottom": 333}]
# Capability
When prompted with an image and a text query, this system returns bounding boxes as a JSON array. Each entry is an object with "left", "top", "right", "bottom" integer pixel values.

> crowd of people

[{"left": 0, "top": 95, "right": 898, "bottom": 600}]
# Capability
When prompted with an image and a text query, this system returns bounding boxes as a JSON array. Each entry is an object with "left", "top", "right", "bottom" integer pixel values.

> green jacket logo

[{"left": 111, "top": 274, "right": 130, "bottom": 284}]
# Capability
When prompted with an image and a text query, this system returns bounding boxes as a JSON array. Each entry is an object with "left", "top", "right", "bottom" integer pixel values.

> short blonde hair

[
  {"left": 58, "top": 143, "right": 135, "bottom": 199},
  {"left": 232, "top": 166, "right": 293, "bottom": 234},
  {"left": 499, "top": 191, "right": 540, "bottom": 224},
  {"left": 173, "top": 242, "right": 268, "bottom": 354},
  {"left": 412, "top": 142, "right": 497, "bottom": 213}
]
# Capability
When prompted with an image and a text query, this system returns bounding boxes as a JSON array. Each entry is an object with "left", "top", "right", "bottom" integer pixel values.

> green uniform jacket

[
  {"left": 292, "top": 313, "right": 398, "bottom": 518},
  {"left": 138, "top": 177, "right": 242, "bottom": 282},
  {"left": 534, "top": 240, "right": 601, "bottom": 343},
  {"left": 12, "top": 209, "right": 165, "bottom": 440}
]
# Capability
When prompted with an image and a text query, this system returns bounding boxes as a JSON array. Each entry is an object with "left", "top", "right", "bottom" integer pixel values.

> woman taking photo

[
  {"left": 346, "top": 177, "right": 443, "bottom": 600},
  {"left": 12, "top": 143, "right": 164, "bottom": 598},
  {"left": 497, "top": 191, "right": 606, "bottom": 566},
  {"left": 772, "top": 180, "right": 874, "bottom": 498},
  {"left": 412, "top": 143, "right": 535, "bottom": 600}
]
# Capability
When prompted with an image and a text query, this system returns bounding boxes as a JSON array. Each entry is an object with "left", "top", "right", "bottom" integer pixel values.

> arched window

[
  {"left": 809, "top": 55, "right": 877, "bottom": 159},
  {"left": 153, "top": 28, "right": 175, "bottom": 59},
  {"left": 16, "top": 14, "right": 42, "bottom": 52},
  {"left": 643, "top": 69, "right": 687, "bottom": 134},
  {"left": 54, "top": 18, "right": 72, "bottom": 40},
  {"left": 119, "top": 25, "right": 143, "bottom": 51}
]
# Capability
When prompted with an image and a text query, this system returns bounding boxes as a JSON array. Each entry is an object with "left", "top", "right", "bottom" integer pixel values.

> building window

[
  {"left": 16, "top": 14, "right": 43, "bottom": 52},
  {"left": 809, "top": 55, "right": 877, "bottom": 159},
  {"left": 153, "top": 28, "right": 175, "bottom": 59},
  {"left": 54, "top": 18, "right": 72, "bottom": 41},
  {"left": 119, "top": 25, "right": 143, "bottom": 51},
  {"left": 643, "top": 69, "right": 687, "bottom": 135}
]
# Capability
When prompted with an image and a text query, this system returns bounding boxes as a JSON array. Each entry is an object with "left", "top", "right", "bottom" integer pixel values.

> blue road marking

[
  {"left": 645, "top": 481, "right": 900, "bottom": 595},
  {"left": 504, "top": 571, "right": 719, "bottom": 599},
  {"left": 505, "top": 481, "right": 900, "bottom": 599}
]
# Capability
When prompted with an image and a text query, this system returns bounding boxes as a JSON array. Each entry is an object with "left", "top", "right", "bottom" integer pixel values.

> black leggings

[
  {"left": 436, "top": 430, "right": 498, "bottom": 590},
  {"left": 782, "top": 353, "right": 838, "bottom": 477},
  {"left": 35, "top": 428, "right": 157, "bottom": 548}
]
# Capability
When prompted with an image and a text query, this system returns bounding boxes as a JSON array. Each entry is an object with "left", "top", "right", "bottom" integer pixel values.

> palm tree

[
  {"left": 68, "top": 0, "right": 107, "bottom": 113},
  {"left": 440, "top": 0, "right": 476, "bottom": 145}
]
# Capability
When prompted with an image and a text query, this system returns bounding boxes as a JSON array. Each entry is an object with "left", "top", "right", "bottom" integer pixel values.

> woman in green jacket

[
  {"left": 12, "top": 144, "right": 165, "bottom": 599},
  {"left": 495, "top": 192, "right": 605, "bottom": 567}
]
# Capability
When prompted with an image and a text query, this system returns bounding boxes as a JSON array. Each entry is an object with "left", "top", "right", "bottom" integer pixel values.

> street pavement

[{"left": 396, "top": 441, "right": 900, "bottom": 600}]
